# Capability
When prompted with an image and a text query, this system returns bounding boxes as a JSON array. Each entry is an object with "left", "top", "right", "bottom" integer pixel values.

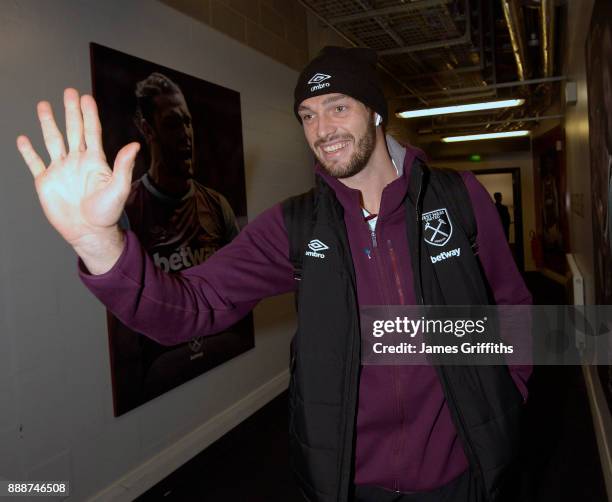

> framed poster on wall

[{"left": 90, "top": 43, "right": 254, "bottom": 416}]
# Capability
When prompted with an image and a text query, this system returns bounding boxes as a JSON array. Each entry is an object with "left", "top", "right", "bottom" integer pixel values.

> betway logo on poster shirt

[{"left": 153, "top": 246, "right": 215, "bottom": 272}]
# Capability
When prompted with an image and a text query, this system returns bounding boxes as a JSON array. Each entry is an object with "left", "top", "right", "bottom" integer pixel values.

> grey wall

[{"left": 0, "top": 0, "right": 312, "bottom": 499}]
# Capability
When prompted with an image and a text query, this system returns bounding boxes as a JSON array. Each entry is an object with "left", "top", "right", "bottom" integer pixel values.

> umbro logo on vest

[
  {"left": 305, "top": 239, "right": 329, "bottom": 259},
  {"left": 422, "top": 208, "right": 453, "bottom": 247}
]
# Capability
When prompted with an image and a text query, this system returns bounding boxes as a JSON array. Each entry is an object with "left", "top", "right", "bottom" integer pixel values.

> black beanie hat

[{"left": 293, "top": 46, "right": 388, "bottom": 125}]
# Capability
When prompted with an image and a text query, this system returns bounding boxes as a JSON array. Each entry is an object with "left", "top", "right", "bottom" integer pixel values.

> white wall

[
  {"left": 430, "top": 150, "right": 537, "bottom": 271},
  {"left": 0, "top": 1, "right": 312, "bottom": 500}
]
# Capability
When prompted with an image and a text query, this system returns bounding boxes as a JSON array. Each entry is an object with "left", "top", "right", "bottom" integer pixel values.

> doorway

[{"left": 473, "top": 168, "right": 524, "bottom": 271}]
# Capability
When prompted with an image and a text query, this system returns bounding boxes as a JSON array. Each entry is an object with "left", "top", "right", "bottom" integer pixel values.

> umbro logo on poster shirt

[
  {"left": 308, "top": 73, "right": 331, "bottom": 92},
  {"left": 305, "top": 239, "right": 329, "bottom": 259},
  {"left": 189, "top": 336, "right": 204, "bottom": 360}
]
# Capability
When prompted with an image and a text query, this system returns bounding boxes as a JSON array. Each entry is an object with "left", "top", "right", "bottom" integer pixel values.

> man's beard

[
  {"left": 159, "top": 145, "right": 194, "bottom": 179},
  {"left": 316, "top": 121, "right": 376, "bottom": 179}
]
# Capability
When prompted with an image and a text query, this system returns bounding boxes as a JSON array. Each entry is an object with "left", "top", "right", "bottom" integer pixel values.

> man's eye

[
  {"left": 165, "top": 117, "right": 182, "bottom": 128},
  {"left": 302, "top": 114, "right": 313, "bottom": 122},
  {"left": 335, "top": 105, "right": 347, "bottom": 112}
]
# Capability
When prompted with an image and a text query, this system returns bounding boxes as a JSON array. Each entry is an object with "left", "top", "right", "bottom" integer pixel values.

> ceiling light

[
  {"left": 396, "top": 99, "right": 525, "bottom": 118},
  {"left": 442, "top": 130, "right": 530, "bottom": 142}
]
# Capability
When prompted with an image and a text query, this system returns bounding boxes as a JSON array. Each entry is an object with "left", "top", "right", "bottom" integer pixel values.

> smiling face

[{"left": 297, "top": 93, "right": 376, "bottom": 179}]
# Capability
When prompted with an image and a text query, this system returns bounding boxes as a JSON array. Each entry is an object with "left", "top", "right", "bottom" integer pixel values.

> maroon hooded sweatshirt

[{"left": 79, "top": 137, "right": 532, "bottom": 493}]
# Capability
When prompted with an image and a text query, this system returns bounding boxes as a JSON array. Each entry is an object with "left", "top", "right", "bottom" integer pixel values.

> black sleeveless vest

[{"left": 284, "top": 159, "right": 524, "bottom": 502}]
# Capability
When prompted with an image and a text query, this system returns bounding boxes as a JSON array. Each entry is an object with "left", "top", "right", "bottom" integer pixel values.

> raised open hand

[{"left": 17, "top": 88, "right": 140, "bottom": 272}]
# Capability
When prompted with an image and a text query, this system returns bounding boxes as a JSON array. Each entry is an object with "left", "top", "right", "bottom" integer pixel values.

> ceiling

[{"left": 300, "top": 0, "right": 565, "bottom": 156}]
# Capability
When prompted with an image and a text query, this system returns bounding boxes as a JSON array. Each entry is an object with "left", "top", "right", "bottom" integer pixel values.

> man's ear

[{"left": 375, "top": 113, "right": 382, "bottom": 127}]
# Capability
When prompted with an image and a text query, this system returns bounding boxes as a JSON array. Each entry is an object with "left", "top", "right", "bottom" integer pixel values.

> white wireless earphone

[{"left": 375, "top": 113, "right": 382, "bottom": 127}]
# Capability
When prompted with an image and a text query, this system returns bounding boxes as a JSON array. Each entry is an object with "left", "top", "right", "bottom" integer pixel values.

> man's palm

[{"left": 17, "top": 88, "right": 140, "bottom": 247}]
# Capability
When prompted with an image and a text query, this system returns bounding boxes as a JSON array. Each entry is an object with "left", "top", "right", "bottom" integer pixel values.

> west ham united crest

[{"left": 422, "top": 208, "right": 453, "bottom": 246}]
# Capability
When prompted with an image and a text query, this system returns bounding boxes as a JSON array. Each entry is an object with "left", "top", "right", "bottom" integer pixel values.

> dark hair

[
  {"left": 134, "top": 72, "right": 182, "bottom": 128},
  {"left": 494, "top": 192, "right": 502, "bottom": 200}
]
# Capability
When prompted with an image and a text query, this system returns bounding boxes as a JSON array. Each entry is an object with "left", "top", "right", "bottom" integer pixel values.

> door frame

[{"left": 471, "top": 167, "right": 525, "bottom": 272}]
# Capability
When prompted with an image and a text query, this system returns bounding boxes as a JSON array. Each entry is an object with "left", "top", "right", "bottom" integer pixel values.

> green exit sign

[{"left": 469, "top": 154, "right": 482, "bottom": 162}]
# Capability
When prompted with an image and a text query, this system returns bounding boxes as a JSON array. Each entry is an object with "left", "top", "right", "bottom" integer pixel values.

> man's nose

[{"left": 316, "top": 114, "right": 336, "bottom": 139}]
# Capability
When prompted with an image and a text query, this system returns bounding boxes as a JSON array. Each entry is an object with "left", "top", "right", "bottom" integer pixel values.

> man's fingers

[
  {"left": 111, "top": 142, "right": 140, "bottom": 195},
  {"left": 16, "top": 135, "right": 46, "bottom": 179},
  {"left": 64, "top": 88, "right": 85, "bottom": 153},
  {"left": 81, "top": 94, "right": 104, "bottom": 155},
  {"left": 37, "top": 101, "right": 67, "bottom": 161}
]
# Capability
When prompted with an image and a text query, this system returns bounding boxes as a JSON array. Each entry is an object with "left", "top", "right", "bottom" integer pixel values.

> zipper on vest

[
  {"left": 336, "top": 291, "right": 361, "bottom": 501},
  {"left": 335, "top": 204, "right": 361, "bottom": 501}
]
